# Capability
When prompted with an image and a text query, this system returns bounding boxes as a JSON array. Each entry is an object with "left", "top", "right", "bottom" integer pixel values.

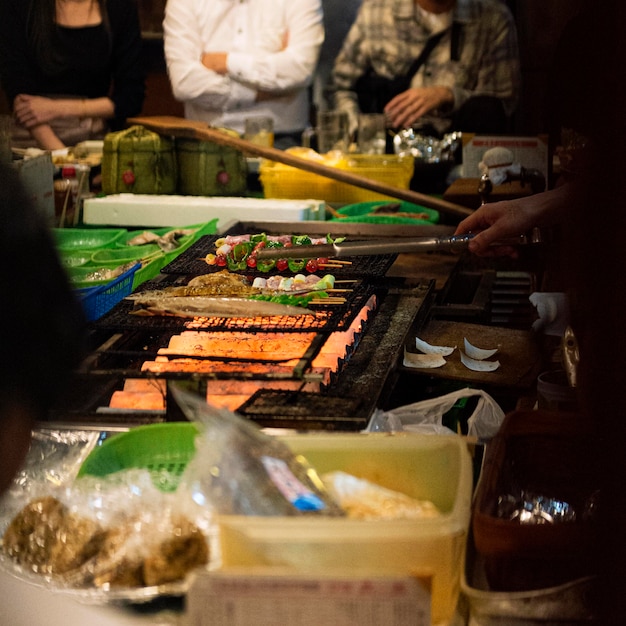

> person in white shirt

[{"left": 163, "top": 0, "right": 324, "bottom": 149}]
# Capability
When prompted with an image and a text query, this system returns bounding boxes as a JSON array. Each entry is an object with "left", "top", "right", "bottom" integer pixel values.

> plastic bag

[
  {"left": 0, "top": 469, "right": 214, "bottom": 594},
  {"left": 366, "top": 388, "right": 505, "bottom": 440},
  {"left": 172, "top": 385, "right": 344, "bottom": 517}
]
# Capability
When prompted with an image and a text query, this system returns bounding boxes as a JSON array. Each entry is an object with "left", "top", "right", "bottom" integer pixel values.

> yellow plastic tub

[
  {"left": 260, "top": 152, "right": 414, "bottom": 204},
  {"left": 217, "top": 432, "right": 472, "bottom": 626}
]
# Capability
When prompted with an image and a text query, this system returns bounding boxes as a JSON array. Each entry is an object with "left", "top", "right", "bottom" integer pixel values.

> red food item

[
  {"left": 216, "top": 254, "right": 227, "bottom": 267},
  {"left": 246, "top": 255, "right": 257, "bottom": 268},
  {"left": 122, "top": 170, "right": 135, "bottom": 185},
  {"left": 216, "top": 170, "right": 230, "bottom": 186},
  {"left": 276, "top": 259, "right": 289, "bottom": 272},
  {"left": 305, "top": 259, "right": 319, "bottom": 273}
]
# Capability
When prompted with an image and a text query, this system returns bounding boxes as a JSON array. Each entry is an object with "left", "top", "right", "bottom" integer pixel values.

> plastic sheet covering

[
  {"left": 0, "top": 430, "right": 216, "bottom": 603},
  {"left": 1, "top": 429, "right": 100, "bottom": 525}
]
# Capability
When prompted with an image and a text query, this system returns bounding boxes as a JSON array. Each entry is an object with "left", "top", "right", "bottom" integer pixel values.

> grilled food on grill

[
  {"left": 206, "top": 232, "right": 344, "bottom": 272},
  {"left": 126, "top": 270, "right": 336, "bottom": 317},
  {"left": 129, "top": 295, "right": 315, "bottom": 318}
]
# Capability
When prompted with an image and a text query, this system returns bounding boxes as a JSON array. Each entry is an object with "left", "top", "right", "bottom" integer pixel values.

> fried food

[
  {"left": 1, "top": 497, "right": 210, "bottom": 589},
  {"left": 143, "top": 515, "right": 210, "bottom": 586},
  {"left": 2, "top": 496, "right": 68, "bottom": 573}
]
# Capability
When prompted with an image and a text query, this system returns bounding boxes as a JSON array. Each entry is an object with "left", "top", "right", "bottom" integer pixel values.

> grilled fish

[{"left": 130, "top": 296, "right": 314, "bottom": 318}]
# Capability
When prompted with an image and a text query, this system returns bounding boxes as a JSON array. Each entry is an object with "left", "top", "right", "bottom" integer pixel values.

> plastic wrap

[
  {"left": 366, "top": 388, "right": 505, "bottom": 440},
  {"left": 0, "top": 431, "right": 216, "bottom": 603},
  {"left": 172, "top": 385, "right": 344, "bottom": 517}
]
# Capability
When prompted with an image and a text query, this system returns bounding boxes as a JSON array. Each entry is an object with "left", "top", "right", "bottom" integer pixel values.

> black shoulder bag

[{"left": 355, "top": 27, "right": 451, "bottom": 114}]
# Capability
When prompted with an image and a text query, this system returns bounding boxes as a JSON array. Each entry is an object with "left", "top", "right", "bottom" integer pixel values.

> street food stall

[{"left": 0, "top": 119, "right": 597, "bottom": 626}]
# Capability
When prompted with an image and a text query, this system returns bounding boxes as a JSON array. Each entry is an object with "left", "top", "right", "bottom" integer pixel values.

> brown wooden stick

[{"left": 128, "top": 115, "right": 473, "bottom": 220}]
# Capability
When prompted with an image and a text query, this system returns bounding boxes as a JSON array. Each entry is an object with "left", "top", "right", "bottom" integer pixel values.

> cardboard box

[
  {"left": 12, "top": 154, "right": 55, "bottom": 224},
  {"left": 443, "top": 177, "right": 534, "bottom": 210}
]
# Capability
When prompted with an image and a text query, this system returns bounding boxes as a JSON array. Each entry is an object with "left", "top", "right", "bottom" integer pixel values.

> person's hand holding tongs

[{"left": 454, "top": 185, "right": 573, "bottom": 258}]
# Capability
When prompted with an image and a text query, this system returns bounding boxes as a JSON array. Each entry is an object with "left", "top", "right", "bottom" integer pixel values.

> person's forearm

[
  {"left": 69, "top": 97, "right": 115, "bottom": 119},
  {"left": 514, "top": 182, "right": 574, "bottom": 229},
  {"left": 41, "top": 97, "right": 115, "bottom": 120},
  {"left": 30, "top": 124, "right": 65, "bottom": 150}
]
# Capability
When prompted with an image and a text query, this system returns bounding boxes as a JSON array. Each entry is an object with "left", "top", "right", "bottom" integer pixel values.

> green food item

[
  {"left": 249, "top": 293, "right": 315, "bottom": 307},
  {"left": 256, "top": 258, "right": 276, "bottom": 272},
  {"left": 226, "top": 242, "right": 252, "bottom": 271},
  {"left": 287, "top": 258, "right": 306, "bottom": 272},
  {"left": 292, "top": 235, "right": 312, "bottom": 246}
]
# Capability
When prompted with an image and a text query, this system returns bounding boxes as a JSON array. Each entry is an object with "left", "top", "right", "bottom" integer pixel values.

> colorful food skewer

[{"left": 204, "top": 232, "right": 347, "bottom": 273}]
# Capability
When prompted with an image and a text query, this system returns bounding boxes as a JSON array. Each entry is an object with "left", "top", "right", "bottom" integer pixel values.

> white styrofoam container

[
  {"left": 217, "top": 433, "right": 473, "bottom": 626},
  {"left": 82, "top": 194, "right": 325, "bottom": 228}
]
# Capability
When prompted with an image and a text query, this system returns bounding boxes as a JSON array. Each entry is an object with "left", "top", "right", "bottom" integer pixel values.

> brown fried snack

[
  {"left": 48, "top": 512, "right": 107, "bottom": 575},
  {"left": 3, "top": 497, "right": 209, "bottom": 589},
  {"left": 90, "top": 525, "right": 144, "bottom": 589},
  {"left": 2, "top": 496, "right": 67, "bottom": 573},
  {"left": 142, "top": 516, "right": 209, "bottom": 587},
  {"left": 3, "top": 496, "right": 107, "bottom": 577}
]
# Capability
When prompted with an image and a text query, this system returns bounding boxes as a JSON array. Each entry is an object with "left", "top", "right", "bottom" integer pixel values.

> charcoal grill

[
  {"left": 48, "top": 222, "right": 438, "bottom": 431},
  {"left": 46, "top": 220, "right": 542, "bottom": 431}
]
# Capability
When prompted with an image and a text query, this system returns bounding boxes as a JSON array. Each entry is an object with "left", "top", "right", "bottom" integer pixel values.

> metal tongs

[{"left": 255, "top": 233, "right": 533, "bottom": 260}]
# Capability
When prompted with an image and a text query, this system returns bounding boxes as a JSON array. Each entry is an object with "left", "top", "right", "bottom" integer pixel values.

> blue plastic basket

[{"left": 77, "top": 263, "right": 139, "bottom": 321}]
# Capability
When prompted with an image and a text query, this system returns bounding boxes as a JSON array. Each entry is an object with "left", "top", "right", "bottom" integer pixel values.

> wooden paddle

[{"left": 128, "top": 115, "right": 473, "bottom": 220}]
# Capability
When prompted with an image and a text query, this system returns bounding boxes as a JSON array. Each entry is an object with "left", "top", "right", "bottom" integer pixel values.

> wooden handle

[{"left": 128, "top": 115, "right": 473, "bottom": 220}]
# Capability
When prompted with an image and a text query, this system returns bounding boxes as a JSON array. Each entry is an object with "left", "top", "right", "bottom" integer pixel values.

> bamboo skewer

[{"left": 128, "top": 115, "right": 473, "bottom": 221}]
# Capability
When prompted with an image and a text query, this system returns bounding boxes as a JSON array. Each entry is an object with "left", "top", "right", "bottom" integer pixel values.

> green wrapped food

[
  {"left": 176, "top": 133, "right": 247, "bottom": 196},
  {"left": 101, "top": 125, "right": 177, "bottom": 195}
]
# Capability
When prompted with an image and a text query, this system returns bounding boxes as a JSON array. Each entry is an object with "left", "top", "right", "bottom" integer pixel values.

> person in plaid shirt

[{"left": 327, "top": 0, "right": 520, "bottom": 138}]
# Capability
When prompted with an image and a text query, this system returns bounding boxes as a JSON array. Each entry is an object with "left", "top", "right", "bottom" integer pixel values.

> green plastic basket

[
  {"left": 59, "top": 250, "right": 94, "bottom": 268},
  {"left": 330, "top": 200, "right": 440, "bottom": 224},
  {"left": 91, "top": 245, "right": 162, "bottom": 265},
  {"left": 53, "top": 228, "right": 127, "bottom": 251},
  {"left": 117, "top": 220, "right": 219, "bottom": 249},
  {"left": 78, "top": 422, "right": 199, "bottom": 492}
]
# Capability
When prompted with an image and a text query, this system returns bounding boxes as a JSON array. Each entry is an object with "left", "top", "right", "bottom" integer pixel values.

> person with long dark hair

[{"left": 0, "top": 0, "right": 145, "bottom": 150}]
